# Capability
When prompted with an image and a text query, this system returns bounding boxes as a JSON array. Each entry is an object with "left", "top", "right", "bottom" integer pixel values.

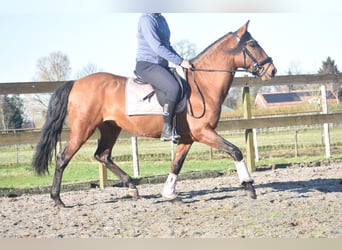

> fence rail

[
  {"left": 1, "top": 73, "right": 342, "bottom": 94},
  {"left": 1, "top": 113, "right": 341, "bottom": 147}
]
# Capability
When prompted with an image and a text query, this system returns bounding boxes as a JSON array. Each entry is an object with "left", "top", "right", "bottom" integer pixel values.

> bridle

[
  {"left": 189, "top": 32, "right": 273, "bottom": 77},
  {"left": 242, "top": 41, "right": 273, "bottom": 77},
  {"left": 187, "top": 32, "right": 273, "bottom": 118}
]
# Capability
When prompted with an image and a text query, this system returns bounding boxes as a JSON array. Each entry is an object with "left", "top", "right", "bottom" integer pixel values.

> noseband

[{"left": 242, "top": 41, "right": 273, "bottom": 76}]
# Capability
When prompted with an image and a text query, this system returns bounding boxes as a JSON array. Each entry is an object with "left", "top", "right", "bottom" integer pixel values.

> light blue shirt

[{"left": 136, "top": 13, "right": 183, "bottom": 67}]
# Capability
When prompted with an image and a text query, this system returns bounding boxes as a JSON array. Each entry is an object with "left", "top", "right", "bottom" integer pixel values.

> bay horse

[{"left": 32, "top": 21, "right": 276, "bottom": 207}]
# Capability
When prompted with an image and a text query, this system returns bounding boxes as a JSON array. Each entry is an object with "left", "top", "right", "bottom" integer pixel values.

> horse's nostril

[{"left": 272, "top": 68, "right": 277, "bottom": 77}]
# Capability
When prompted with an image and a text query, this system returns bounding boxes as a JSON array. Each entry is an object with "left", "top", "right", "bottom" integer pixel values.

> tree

[
  {"left": 33, "top": 51, "right": 72, "bottom": 110},
  {"left": 318, "top": 56, "right": 340, "bottom": 100},
  {"left": 35, "top": 51, "right": 71, "bottom": 81},
  {"left": 318, "top": 56, "right": 339, "bottom": 74},
  {"left": 0, "top": 95, "right": 24, "bottom": 130},
  {"left": 173, "top": 39, "right": 198, "bottom": 60},
  {"left": 75, "top": 62, "right": 103, "bottom": 79},
  {"left": 287, "top": 61, "right": 301, "bottom": 75}
]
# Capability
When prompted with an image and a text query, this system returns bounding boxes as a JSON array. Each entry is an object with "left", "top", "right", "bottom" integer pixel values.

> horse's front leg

[
  {"left": 162, "top": 142, "right": 193, "bottom": 199},
  {"left": 95, "top": 122, "right": 139, "bottom": 199},
  {"left": 194, "top": 128, "right": 256, "bottom": 199}
]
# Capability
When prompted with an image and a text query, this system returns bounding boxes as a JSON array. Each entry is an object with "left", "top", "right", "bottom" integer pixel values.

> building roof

[{"left": 255, "top": 90, "right": 337, "bottom": 108}]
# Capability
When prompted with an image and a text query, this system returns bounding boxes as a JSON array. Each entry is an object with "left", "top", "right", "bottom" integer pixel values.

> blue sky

[{"left": 0, "top": 0, "right": 341, "bottom": 82}]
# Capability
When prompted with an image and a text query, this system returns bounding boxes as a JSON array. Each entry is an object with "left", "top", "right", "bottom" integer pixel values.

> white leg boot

[
  {"left": 162, "top": 173, "right": 178, "bottom": 199},
  {"left": 235, "top": 159, "right": 254, "bottom": 184}
]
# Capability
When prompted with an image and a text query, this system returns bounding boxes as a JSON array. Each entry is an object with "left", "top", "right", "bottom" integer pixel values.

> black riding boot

[{"left": 161, "top": 100, "right": 180, "bottom": 142}]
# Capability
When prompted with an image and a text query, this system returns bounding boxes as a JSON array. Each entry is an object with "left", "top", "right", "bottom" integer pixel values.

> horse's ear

[{"left": 236, "top": 20, "right": 250, "bottom": 37}]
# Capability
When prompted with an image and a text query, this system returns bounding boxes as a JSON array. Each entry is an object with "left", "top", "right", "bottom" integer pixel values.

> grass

[
  {"left": 0, "top": 158, "right": 232, "bottom": 189},
  {"left": 2, "top": 154, "right": 342, "bottom": 190},
  {"left": 1, "top": 125, "right": 342, "bottom": 189}
]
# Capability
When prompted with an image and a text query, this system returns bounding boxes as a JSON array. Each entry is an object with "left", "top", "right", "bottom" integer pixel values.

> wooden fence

[
  {"left": 1, "top": 73, "right": 342, "bottom": 187},
  {"left": 1, "top": 73, "right": 342, "bottom": 94}
]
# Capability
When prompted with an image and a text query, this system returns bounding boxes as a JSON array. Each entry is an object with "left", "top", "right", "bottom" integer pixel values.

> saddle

[{"left": 126, "top": 67, "right": 188, "bottom": 116}]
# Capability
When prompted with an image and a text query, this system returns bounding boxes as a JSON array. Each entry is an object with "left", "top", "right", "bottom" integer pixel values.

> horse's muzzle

[{"left": 260, "top": 63, "right": 277, "bottom": 81}]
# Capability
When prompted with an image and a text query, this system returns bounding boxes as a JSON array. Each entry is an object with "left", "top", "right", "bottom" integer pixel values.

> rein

[
  {"left": 187, "top": 67, "right": 253, "bottom": 119},
  {"left": 190, "top": 67, "right": 249, "bottom": 73}
]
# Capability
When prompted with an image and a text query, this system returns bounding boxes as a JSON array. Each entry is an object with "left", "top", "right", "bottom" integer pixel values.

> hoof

[
  {"left": 53, "top": 199, "right": 66, "bottom": 208},
  {"left": 242, "top": 182, "right": 257, "bottom": 199},
  {"left": 169, "top": 197, "right": 184, "bottom": 204},
  {"left": 127, "top": 188, "right": 139, "bottom": 199},
  {"left": 162, "top": 191, "right": 177, "bottom": 200}
]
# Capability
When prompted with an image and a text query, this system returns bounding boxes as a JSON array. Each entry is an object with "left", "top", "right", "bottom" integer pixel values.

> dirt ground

[{"left": 0, "top": 163, "right": 341, "bottom": 238}]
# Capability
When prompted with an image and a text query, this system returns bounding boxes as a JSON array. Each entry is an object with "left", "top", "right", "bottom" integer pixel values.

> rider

[{"left": 135, "top": 13, "right": 192, "bottom": 141}]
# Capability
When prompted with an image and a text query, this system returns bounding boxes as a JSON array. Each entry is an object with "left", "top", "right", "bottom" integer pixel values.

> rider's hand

[{"left": 180, "top": 60, "right": 192, "bottom": 69}]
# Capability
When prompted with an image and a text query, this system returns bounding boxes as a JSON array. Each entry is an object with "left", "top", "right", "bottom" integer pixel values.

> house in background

[{"left": 255, "top": 89, "right": 339, "bottom": 108}]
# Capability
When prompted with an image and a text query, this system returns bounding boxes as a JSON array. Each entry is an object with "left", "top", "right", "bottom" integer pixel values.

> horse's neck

[
  {"left": 192, "top": 55, "right": 235, "bottom": 105},
  {"left": 189, "top": 35, "right": 238, "bottom": 107}
]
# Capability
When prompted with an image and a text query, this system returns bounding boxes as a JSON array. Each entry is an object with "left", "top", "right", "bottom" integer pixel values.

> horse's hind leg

[
  {"left": 51, "top": 134, "right": 92, "bottom": 207},
  {"left": 94, "top": 121, "right": 138, "bottom": 198},
  {"left": 51, "top": 146, "right": 70, "bottom": 207}
]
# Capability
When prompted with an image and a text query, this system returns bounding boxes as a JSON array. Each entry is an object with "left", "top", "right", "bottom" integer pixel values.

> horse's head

[{"left": 231, "top": 21, "right": 277, "bottom": 80}]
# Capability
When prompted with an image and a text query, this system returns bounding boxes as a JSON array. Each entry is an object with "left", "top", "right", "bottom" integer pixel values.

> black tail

[{"left": 32, "top": 81, "right": 74, "bottom": 175}]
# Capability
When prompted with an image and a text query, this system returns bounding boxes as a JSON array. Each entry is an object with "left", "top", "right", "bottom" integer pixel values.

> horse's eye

[{"left": 248, "top": 41, "right": 258, "bottom": 48}]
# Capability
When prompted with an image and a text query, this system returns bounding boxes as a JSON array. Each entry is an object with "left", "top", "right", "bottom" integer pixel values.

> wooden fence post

[
  {"left": 98, "top": 163, "right": 107, "bottom": 189},
  {"left": 242, "top": 86, "right": 256, "bottom": 172},
  {"left": 321, "top": 84, "right": 331, "bottom": 158},
  {"left": 294, "top": 130, "right": 299, "bottom": 157},
  {"left": 96, "top": 137, "right": 108, "bottom": 189},
  {"left": 131, "top": 136, "right": 140, "bottom": 177},
  {"left": 253, "top": 128, "right": 259, "bottom": 162}
]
